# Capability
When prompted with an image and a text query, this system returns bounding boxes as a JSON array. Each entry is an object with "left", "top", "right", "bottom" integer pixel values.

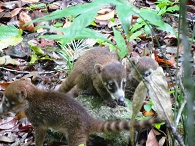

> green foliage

[
  {"left": 113, "top": 27, "right": 128, "bottom": 59},
  {"left": 28, "top": 3, "right": 46, "bottom": 10},
  {"left": 32, "top": 0, "right": 176, "bottom": 61},
  {"left": 130, "top": 0, "right": 178, "bottom": 39},
  {"left": 0, "top": 25, "right": 23, "bottom": 51},
  {"left": 28, "top": 42, "right": 53, "bottom": 64},
  {"left": 154, "top": 122, "right": 165, "bottom": 130},
  {"left": 0, "top": 25, "right": 22, "bottom": 39},
  {"left": 155, "top": 0, "right": 179, "bottom": 15},
  {"left": 78, "top": 144, "right": 85, "bottom": 146}
]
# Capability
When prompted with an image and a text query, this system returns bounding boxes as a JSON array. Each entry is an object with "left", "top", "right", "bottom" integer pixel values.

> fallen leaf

[
  {"left": 130, "top": 81, "right": 147, "bottom": 143},
  {"left": 158, "top": 136, "right": 166, "bottom": 146},
  {"left": 0, "top": 135, "right": 15, "bottom": 143},
  {"left": 144, "top": 67, "right": 174, "bottom": 124},
  {"left": 0, "top": 117, "right": 17, "bottom": 130},
  {"left": 146, "top": 129, "right": 158, "bottom": 146},
  {"left": 19, "top": 11, "right": 35, "bottom": 32},
  {"left": 0, "top": 82, "right": 10, "bottom": 91},
  {"left": 0, "top": 56, "right": 20, "bottom": 65},
  {"left": 98, "top": 8, "right": 112, "bottom": 14},
  {"left": 95, "top": 10, "right": 115, "bottom": 21},
  {"left": 21, "top": 0, "right": 39, "bottom": 3}
]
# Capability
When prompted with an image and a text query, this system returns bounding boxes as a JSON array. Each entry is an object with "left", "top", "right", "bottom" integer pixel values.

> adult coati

[
  {"left": 0, "top": 80, "right": 163, "bottom": 146},
  {"left": 57, "top": 47, "right": 126, "bottom": 107}
]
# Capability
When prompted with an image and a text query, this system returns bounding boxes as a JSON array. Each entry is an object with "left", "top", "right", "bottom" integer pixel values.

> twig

[
  {"left": 175, "top": 66, "right": 187, "bottom": 127},
  {"left": 0, "top": 66, "right": 56, "bottom": 74}
]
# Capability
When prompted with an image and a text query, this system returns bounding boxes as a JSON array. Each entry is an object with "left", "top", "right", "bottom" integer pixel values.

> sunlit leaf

[
  {"left": 113, "top": 27, "right": 128, "bottom": 59},
  {"left": 0, "top": 25, "right": 22, "bottom": 39},
  {"left": 0, "top": 25, "right": 23, "bottom": 51}
]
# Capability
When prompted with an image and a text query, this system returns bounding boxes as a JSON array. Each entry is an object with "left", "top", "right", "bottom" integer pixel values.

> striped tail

[{"left": 93, "top": 117, "right": 163, "bottom": 132}]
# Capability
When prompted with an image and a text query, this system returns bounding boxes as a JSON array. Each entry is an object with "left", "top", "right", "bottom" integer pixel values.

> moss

[{"left": 77, "top": 95, "right": 133, "bottom": 146}]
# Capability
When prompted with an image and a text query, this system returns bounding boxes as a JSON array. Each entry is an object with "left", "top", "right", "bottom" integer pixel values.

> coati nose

[{"left": 118, "top": 96, "right": 124, "bottom": 102}]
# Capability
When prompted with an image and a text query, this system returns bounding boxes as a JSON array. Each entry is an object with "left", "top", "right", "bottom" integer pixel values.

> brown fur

[
  {"left": 57, "top": 47, "right": 126, "bottom": 107},
  {"left": 1, "top": 80, "right": 163, "bottom": 146}
]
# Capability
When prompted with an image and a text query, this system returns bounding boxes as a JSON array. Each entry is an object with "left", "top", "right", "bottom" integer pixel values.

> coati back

[
  {"left": 124, "top": 56, "right": 159, "bottom": 99},
  {"left": 57, "top": 47, "right": 126, "bottom": 107},
  {"left": 0, "top": 80, "right": 163, "bottom": 146}
]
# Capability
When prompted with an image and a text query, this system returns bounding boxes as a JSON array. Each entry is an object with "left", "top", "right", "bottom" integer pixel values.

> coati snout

[{"left": 57, "top": 47, "right": 127, "bottom": 108}]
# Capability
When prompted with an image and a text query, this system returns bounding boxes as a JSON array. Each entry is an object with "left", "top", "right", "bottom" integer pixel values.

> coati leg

[
  {"left": 34, "top": 128, "right": 47, "bottom": 146},
  {"left": 93, "top": 84, "right": 117, "bottom": 108},
  {"left": 57, "top": 75, "right": 76, "bottom": 93},
  {"left": 67, "top": 131, "right": 87, "bottom": 146}
]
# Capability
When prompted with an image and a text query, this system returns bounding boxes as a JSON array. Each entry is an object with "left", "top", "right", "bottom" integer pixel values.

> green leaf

[
  {"left": 154, "top": 122, "right": 165, "bottom": 130},
  {"left": 157, "top": 23, "right": 176, "bottom": 35},
  {"left": 167, "top": 5, "right": 179, "bottom": 12},
  {"left": 130, "top": 22, "right": 145, "bottom": 34},
  {"left": 140, "top": 9, "right": 164, "bottom": 27},
  {"left": 144, "top": 104, "right": 152, "bottom": 112},
  {"left": 0, "top": 25, "right": 22, "bottom": 39},
  {"left": 32, "top": 2, "right": 104, "bottom": 23},
  {"left": 139, "top": 8, "right": 176, "bottom": 35},
  {"left": 29, "top": 54, "right": 38, "bottom": 64},
  {"left": 78, "top": 144, "right": 85, "bottom": 146},
  {"left": 0, "top": 25, "right": 23, "bottom": 51},
  {"left": 75, "top": 28, "right": 110, "bottom": 42},
  {"left": 113, "top": 27, "right": 128, "bottom": 59},
  {"left": 0, "top": 36, "right": 23, "bottom": 52},
  {"left": 29, "top": 44, "right": 45, "bottom": 56},
  {"left": 129, "top": 30, "right": 143, "bottom": 40},
  {"left": 144, "top": 25, "right": 150, "bottom": 35},
  {"left": 40, "top": 28, "right": 111, "bottom": 46},
  {"left": 116, "top": 5, "right": 132, "bottom": 38}
]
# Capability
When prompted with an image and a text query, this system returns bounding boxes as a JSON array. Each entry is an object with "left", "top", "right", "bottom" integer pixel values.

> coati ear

[
  {"left": 121, "top": 58, "right": 127, "bottom": 69},
  {"left": 94, "top": 64, "right": 103, "bottom": 75},
  {"left": 129, "top": 56, "right": 139, "bottom": 67},
  {"left": 17, "top": 87, "right": 27, "bottom": 103}
]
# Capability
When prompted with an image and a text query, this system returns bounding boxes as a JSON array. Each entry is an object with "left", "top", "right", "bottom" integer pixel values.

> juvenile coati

[
  {"left": 57, "top": 47, "right": 126, "bottom": 107},
  {"left": 0, "top": 80, "right": 163, "bottom": 146},
  {"left": 124, "top": 56, "right": 159, "bottom": 100}
]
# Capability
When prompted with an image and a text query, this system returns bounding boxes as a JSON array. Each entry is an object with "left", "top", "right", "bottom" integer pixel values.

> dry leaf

[
  {"left": 158, "top": 136, "right": 166, "bottom": 146},
  {"left": 0, "top": 117, "right": 17, "bottom": 130},
  {"left": 146, "top": 129, "right": 158, "bottom": 146},
  {"left": 21, "top": 0, "right": 39, "bottom": 3},
  {"left": 98, "top": 8, "right": 112, "bottom": 14},
  {"left": 95, "top": 10, "right": 115, "bottom": 21},
  {"left": 19, "top": 11, "right": 34, "bottom": 32},
  {"left": 144, "top": 67, "right": 174, "bottom": 124},
  {"left": 0, "top": 135, "right": 15, "bottom": 143},
  {"left": 8, "top": 8, "right": 22, "bottom": 18},
  {"left": 0, "top": 56, "right": 20, "bottom": 65},
  {"left": 130, "top": 81, "right": 147, "bottom": 143}
]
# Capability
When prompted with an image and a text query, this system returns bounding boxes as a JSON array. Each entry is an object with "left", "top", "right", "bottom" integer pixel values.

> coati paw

[
  {"left": 116, "top": 100, "right": 126, "bottom": 107},
  {"left": 104, "top": 99, "right": 118, "bottom": 108}
]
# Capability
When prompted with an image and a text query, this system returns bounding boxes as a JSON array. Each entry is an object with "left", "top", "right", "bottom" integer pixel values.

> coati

[
  {"left": 124, "top": 56, "right": 159, "bottom": 100},
  {"left": 57, "top": 47, "right": 126, "bottom": 107},
  {"left": 0, "top": 80, "right": 163, "bottom": 146}
]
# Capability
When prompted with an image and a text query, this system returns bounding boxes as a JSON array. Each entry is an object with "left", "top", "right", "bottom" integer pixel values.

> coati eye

[
  {"left": 107, "top": 81, "right": 115, "bottom": 89},
  {"left": 144, "top": 70, "right": 151, "bottom": 77},
  {"left": 122, "top": 80, "right": 126, "bottom": 87}
]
